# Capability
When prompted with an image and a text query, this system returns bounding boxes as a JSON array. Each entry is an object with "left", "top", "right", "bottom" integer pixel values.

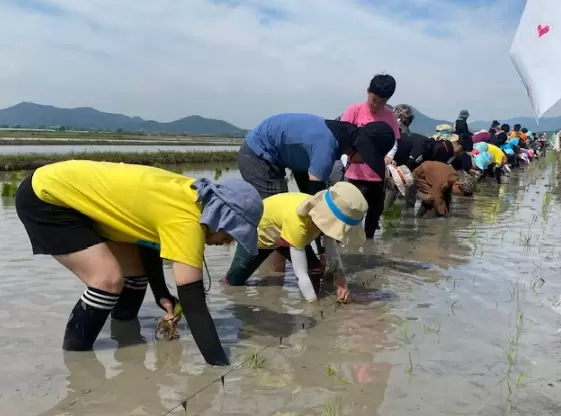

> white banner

[{"left": 509, "top": 0, "right": 561, "bottom": 120}]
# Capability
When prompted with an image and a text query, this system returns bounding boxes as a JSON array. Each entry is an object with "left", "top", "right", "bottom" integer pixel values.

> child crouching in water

[
  {"left": 224, "top": 182, "right": 368, "bottom": 304},
  {"left": 413, "top": 161, "right": 477, "bottom": 218}
]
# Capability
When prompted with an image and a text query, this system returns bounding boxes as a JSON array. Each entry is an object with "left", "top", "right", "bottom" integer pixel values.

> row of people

[{"left": 14, "top": 73, "right": 539, "bottom": 367}]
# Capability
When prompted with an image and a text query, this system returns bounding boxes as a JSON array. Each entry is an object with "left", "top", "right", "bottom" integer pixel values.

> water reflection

[{"left": 3, "top": 159, "right": 561, "bottom": 415}]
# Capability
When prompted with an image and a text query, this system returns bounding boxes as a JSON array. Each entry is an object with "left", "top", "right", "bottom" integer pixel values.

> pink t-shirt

[{"left": 341, "top": 102, "right": 400, "bottom": 182}]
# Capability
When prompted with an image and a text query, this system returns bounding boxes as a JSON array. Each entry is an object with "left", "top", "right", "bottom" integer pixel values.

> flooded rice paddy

[{"left": 1, "top": 157, "right": 561, "bottom": 415}]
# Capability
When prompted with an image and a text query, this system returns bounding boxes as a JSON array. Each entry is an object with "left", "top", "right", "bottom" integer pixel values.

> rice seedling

[
  {"left": 450, "top": 300, "right": 459, "bottom": 313},
  {"left": 532, "top": 211, "right": 539, "bottom": 223},
  {"left": 516, "top": 372, "right": 527, "bottom": 388},
  {"left": 243, "top": 352, "right": 266, "bottom": 370},
  {"left": 155, "top": 303, "right": 183, "bottom": 341},
  {"left": 383, "top": 204, "right": 402, "bottom": 220},
  {"left": 423, "top": 323, "right": 441, "bottom": 335},
  {"left": 541, "top": 191, "right": 552, "bottom": 219},
  {"left": 530, "top": 277, "right": 545, "bottom": 295},
  {"left": 326, "top": 364, "right": 351, "bottom": 385},
  {"left": 1, "top": 182, "right": 18, "bottom": 197},
  {"left": 400, "top": 323, "right": 415, "bottom": 343},
  {"left": 407, "top": 352, "right": 414, "bottom": 376},
  {"left": 519, "top": 229, "right": 532, "bottom": 248},
  {"left": 323, "top": 395, "right": 340, "bottom": 416},
  {"left": 508, "top": 281, "right": 520, "bottom": 303},
  {"left": 469, "top": 226, "right": 478, "bottom": 250}
]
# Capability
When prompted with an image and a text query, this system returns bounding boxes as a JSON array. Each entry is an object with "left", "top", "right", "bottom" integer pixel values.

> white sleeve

[
  {"left": 323, "top": 236, "right": 344, "bottom": 275},
  {"left": 340, "top": 154, "right": 349, "bottom": 167},
  {"left": 386, "top": 139, "right": 398, "bottom": 158},
  {"left": 289, "top": 246, "right": 318, "bottom": 302}
]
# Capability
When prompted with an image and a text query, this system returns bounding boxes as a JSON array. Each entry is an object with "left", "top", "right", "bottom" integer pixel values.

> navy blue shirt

[{"left": 245, "top": 113, "right": 341, "bottom": 182}]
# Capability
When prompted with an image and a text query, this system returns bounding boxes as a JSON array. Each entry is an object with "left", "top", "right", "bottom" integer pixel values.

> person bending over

[
  {"left": 15, "top": 160, "right": 263, "bottom": 366},
  {"left": 238, "top": 113, "right": 394, "bottom": 271},
  {"left": 224, "top": 182, "right": 367, "bottom": 303},
  {"left": 413, "top": 161, "right": 477, "bottom": 218},
  {"left": 485, "top": 143, "right": 509, "bottom": 184}
]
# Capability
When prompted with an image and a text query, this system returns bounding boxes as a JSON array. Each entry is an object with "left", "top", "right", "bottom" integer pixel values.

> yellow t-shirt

[
  {"left": 31, "top": 160, "right": 206, "bottom": 268},
  {"left": 258, "top": 193, "right": 321, "bottom": 249},
  {"left": 487, "top": 144, "right": 505, "bottom": 166}
]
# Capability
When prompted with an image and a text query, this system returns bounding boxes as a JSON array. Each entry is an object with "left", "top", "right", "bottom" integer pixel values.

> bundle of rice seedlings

[{"left": 156, "top": 303, "right": 183, "bottom": 341}]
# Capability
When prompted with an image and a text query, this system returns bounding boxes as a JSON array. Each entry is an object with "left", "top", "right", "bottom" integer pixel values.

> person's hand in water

[
  {"left": 336, "top": 276, "right": 351, "bottom": 303},
  {"left": 159, "top": 297, "right": 180, "bottom": 323}
]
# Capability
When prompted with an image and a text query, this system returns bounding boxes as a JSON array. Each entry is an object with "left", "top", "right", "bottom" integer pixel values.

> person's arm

[
  {"left": 324, "top": 237, "right": 351, "bottom": 302},
  {"left": 386, "top": 140, "right": 398, "bottom": 159},
  {"left": 407, "top": 139, "right": 426, "bottom": 170},
  {"left": 171, "top": 262, "right": 228, "bottom": 366},
  {"left": 308, "top": 142, "right": 337, "bottom": 191},
  {"left": 138, "top": 245, "right": 176, "bottom": 313},
  {"left": 323, "top": 236, "right": 344, "bottom": 274},
  {"left": 159, "top": 221, "right": 229, "bottom": 366},
  {"left": 289, "top": 246, "right": 318, "bottom": 302}
]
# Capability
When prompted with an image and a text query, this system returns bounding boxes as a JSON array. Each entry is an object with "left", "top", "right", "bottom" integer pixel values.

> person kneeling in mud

[
  {"left": 413, "top": 161, "right": 477, "bottom": 218},
  {"left": 224, "top": 182, "right": 367, "bottom": 304},
  {"left": 15, "top": 160, "right": 264, "bottom": 366}
]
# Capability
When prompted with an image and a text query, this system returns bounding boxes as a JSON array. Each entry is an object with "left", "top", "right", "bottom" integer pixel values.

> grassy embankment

[
  {"left": 0, "top": 131, "right": 244, "bottom": 146},
  {"left": 0, "top": 150, "right": 238, "bottom": 171},
  {"left": 0, "top": 150, "right": 238, "bottom": 196}
]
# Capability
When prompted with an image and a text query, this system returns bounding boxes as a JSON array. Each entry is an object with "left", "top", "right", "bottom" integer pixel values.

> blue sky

[{"left": 0, "top": 0, "right": 544, "bottom": 127}]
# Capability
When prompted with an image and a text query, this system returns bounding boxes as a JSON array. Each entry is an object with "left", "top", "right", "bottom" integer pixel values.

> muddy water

[{"left": 2, "top": 160, "right": 561, "bottom": 415}]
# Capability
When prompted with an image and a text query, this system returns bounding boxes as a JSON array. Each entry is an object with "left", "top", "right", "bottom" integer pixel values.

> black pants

[
  {"left": 225, "top": 245, "right": 322, "bottom": 286},
  {"left": 237, "top": 142, "right": 321, "bottom": 267},
  {"left": 485, "top": 165, "right": 502, "bottom": 184},
  {"left": 346, "top": 179, "right": 385, "bottom": 239}
]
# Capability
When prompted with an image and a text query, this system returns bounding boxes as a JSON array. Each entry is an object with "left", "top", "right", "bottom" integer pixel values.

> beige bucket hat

[
  {"left": 296, "top": 182, "right": 367, "bottom": 245},
  {"left": 432, "top": 123, "right": 459, "bottom": 142},
  {"left": 387, "top": 165, "right": 414, "bottom": 196}
]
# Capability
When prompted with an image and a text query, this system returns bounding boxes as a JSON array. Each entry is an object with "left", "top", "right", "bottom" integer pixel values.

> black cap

[{"left": 353, "top": 121, "right": 395, "bottom": 179}]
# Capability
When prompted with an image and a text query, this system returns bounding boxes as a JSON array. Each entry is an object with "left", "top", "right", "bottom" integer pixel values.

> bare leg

[
  {"left": 54, "top": 242, "right": 124, "bottom": 351},
  {"left": 105, "top": 242, "right": 149, "bottom": 321}
]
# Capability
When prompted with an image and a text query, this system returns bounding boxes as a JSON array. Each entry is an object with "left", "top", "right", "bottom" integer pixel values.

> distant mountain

[
  {"left": 2, "top": 101, "right": 557, "bottom": 138},
  {"left": 0, "top": 102, "right": 248, "bottom": 136},
  {"left": 410, "top": 107, "right": 561, "bottom": 135},
  {"left": 409, "top": 107, "right": 452, "bottom": 136}
]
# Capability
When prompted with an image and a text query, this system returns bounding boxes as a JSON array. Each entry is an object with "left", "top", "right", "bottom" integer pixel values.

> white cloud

[{"left": 0, "top": 0, "right": 544, "bottom": 128}]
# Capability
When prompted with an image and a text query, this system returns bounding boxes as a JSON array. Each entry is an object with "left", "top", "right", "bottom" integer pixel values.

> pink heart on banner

[{"left": 537, "top": 24, "right": 551, "bottom": 38}]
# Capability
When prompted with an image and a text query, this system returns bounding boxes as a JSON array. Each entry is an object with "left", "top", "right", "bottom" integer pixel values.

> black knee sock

[
  {"left": 177, "top": 280, "right": 229, "bottom": 366},
  {"left": 111, "top": 276, "right": 148, "bottom": 320},
  {"left": 63, "top": 287, "right": 120, "bottom": 351}
]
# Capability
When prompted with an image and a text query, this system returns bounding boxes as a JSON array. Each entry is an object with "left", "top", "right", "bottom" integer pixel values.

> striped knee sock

[
  {"left": 63, "top": 287, "right": 120, "bottom": 351},
  {"left": 112, "top": 276, "right": 148, "bottom": 321}
]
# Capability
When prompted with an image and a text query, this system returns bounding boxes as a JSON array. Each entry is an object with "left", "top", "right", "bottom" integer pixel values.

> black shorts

[{"left": 15, "top": 174, "right": 105, "bottom": 256}]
